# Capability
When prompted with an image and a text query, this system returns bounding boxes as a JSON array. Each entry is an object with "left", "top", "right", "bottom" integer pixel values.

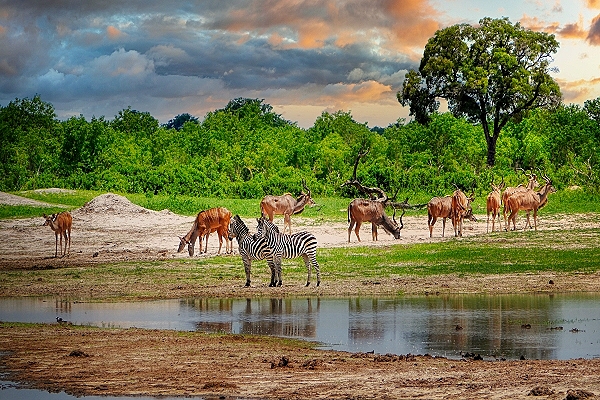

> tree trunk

[{"left": 485, "top": 128, "right": 500, "bottom": 167}]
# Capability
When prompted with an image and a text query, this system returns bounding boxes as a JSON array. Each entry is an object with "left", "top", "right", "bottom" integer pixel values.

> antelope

[
  {"left": 503, "top": 170, "right": 539, "bottom": 231},
  {"left": 428, "top": 195, "right": 477, "bottom": 238},
  {"left": 347, "top": 199, "right": 404, "bottom": 242},
  {"left": 43, "top": 212, "right": 72, "bottom": 258},
  {"left": 451, "top": 189, "right": 475, "bottom": 237},
  {"left": 486, "top": 178, "right": 505, "bottom": 233},
  {"left": 177, "top": 207, "right": 232, "bottom": 256},
  {"left": 506, "top": 175, "right": 556, "bottom": 231},
  {"left": 260, "top": 179, "right": 315, "bottom": 234},
  {"left": 427, "top": 196, "right": 452, "bottom": 238}
]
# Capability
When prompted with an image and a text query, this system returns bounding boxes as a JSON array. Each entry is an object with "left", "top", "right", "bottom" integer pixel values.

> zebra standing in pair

[
  {"left": 256, "top": 216, "right": 320, "bottom": 287},
  {"left": 228, "top": 215, "right": 274, "bottom": 287}
]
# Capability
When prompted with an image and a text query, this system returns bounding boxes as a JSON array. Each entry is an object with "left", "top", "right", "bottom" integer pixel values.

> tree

[
  {"left": 397, "top": 17, "right": 562, "bottom": 166},
  {"left": 0, "top": 95, "right": 60, "bottom": 189},
  {"left": 163, "top": 113, "right": 199, "bottom": 131}
]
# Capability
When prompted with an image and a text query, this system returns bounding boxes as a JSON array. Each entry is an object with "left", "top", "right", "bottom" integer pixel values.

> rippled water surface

[{"left": 2, "top": 294, "right": 599, "bottom": 361}]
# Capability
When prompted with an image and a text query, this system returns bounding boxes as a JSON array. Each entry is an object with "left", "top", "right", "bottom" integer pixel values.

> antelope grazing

[
  {"left": 347, "top": 199, "right": 404, "bottom": 242},
  {"left": 178, "top": 207, "right": 232, "bottom": 256},
  {"left": 43, "top": 212, "right": 72, "bottom": 258},
  {"left": 260, "top": 179, "right": 315, "bottom": 234},
  {"left": 486, "top": 178, "right": 505, "bottom": 233},
  {"left": 503, "top": 170, "right": 539, "bottom": 231},
  {"left": 506, "top": 175, "right": 556, "bottom": 231},
  {"left": 451, "top": 189, "right": 475, "bottom": 237}
]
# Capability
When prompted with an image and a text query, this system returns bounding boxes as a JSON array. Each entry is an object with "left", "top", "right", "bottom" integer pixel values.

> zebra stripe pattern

[
  {"left": 228, "top": 215, "right": 273, "bottom": 287},
  {"left": 256, "top": 216, "right": 320, "bottom": 287}
]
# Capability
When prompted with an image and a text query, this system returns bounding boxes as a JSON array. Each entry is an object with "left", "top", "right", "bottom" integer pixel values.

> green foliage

[
  {"left": 1, "top": 95, "right": 599, "bottom": 199},
  {"left": 399, "top": 17, "right": 561, "bottom": 166}
]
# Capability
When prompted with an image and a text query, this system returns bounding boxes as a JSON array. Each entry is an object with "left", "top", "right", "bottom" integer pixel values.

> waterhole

[{"left": 2, "top": 294, "right": 599, "bottom": 360}]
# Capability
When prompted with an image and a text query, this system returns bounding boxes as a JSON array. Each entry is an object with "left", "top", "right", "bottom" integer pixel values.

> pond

[{"left": 2, "top": 294, "right": 599, "bottom": 361}]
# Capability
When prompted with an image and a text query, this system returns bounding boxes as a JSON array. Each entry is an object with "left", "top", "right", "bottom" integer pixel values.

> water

[{"left": 1, "top": 294, "right": 599, "bottom": 360}]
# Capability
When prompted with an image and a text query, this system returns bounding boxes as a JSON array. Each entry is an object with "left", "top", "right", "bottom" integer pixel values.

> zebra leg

[
  {"left": 275, "top": 255, "right": 283, "bottom": 287},
  {"left": 305, "top": 254, "right": 321, "bottom": 287},
  {"left": 302, "top": 254, "right": 311, "bottom": 286},
  {"left": 242, "top": 255, "right": 251, "bottom": 287},
  {"left": 267, "top": 257, "right": 277, "bottom": 287}
]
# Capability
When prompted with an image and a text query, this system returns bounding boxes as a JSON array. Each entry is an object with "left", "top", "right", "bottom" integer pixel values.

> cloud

[
  {"left": 557, "top": 76, "right": 600, "bottom": 103},
  {"left": 587, "top": 14, "right": 600, "bottom": 44},
  {"left": 587, "top": 0, "right": 600, "bottom": 9},
  {"left": 107, "top": 25, "right": 124, "bottom": 40}
]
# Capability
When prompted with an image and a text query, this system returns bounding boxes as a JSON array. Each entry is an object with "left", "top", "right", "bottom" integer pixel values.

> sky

[{"left": 1, "top": 0, "right": 599, "bottom": 128}]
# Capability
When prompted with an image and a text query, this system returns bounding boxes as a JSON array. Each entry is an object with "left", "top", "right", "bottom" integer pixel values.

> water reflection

[{"left": 1, "top": 294, "right": 599, "bottom": 360}]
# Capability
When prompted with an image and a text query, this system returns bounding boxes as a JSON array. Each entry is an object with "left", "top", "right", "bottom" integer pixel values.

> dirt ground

[{"left": 1, "top": 191, "right": 600, "bottom": 399}]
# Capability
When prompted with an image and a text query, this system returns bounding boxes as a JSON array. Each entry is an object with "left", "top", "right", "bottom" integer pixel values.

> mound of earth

[{"left": 76, "top": 193, "right": 154, "bottom": 215}]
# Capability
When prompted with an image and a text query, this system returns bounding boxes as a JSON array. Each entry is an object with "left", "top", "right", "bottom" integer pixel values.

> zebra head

[
  {"left": 256, "top": 216, "right": 280, "bottom": 238},
  {"left": 228, "top": 215, "right": 248, "bottom": 241}
]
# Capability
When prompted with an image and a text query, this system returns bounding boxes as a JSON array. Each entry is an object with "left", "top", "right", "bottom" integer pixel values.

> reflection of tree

[
  {"left": 185, "top": 298, "right": 319, "bottom": 339},
  {"left": 348, "top": 298, "right": 388, "bottom": 342},
  {"left": 238, "top": 298, "right": 319, "bottom": 338},
  {"left": 423, "top": 296, "right": 558, "bottom": 359}
]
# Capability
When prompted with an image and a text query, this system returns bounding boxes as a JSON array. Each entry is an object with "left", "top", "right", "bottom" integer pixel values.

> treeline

[{"left": 1, "top": 96, "right": 599, "bottom": 198}]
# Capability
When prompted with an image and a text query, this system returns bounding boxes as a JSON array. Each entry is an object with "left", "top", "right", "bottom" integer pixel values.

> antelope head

[
  {"left": 301, "top": 179, "right": 316, "bottom": 208},
  {"left": 177, "top": 236, "right": 189, "bottom": 253},
  {"left": 490, "top": 176, "right": 505, "bottom": 193},
  {"left": 391, "top": 207, "right": 405, "bottom": 238},
  {"left": 42, "top": 213, "right": 57, "bottom": 226}
]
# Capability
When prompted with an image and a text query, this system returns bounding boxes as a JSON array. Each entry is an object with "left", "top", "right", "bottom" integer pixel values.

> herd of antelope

[
  {"left": 41, "top": 172, "right": 555, "bottom": 285},
  {"left": 427, "top": 170, "right": 556, "bottom": 237}
]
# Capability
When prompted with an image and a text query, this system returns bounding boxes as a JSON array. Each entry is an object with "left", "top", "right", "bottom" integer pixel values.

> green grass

[
  {"left": 1, "top": 227, "right": 598, "bottom": 299},
  {"left": 15, "top": 189, "right": 99, "bottom": 207},
  {"left": 0, "top": 205, "right": 67, "bottom": 219},
  {"left": 4, "top": 187, "right": 600, "bottom": 220}
]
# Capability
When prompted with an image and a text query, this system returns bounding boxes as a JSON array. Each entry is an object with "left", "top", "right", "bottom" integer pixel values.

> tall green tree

[
  {"left": 0, "top": 95, "right": 60, "bottom": 189},
  {"left": 397, "top": 17, "right": 562, "bottom": 167}
]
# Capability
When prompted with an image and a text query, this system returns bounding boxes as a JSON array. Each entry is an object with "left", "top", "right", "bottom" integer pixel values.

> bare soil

[{"left": 1, "top": 192, "right": 600, "bottom": 399}]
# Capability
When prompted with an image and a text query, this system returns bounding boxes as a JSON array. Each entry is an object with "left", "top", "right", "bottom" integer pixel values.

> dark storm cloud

[{"left": 0, "top": 0, "right": 424, "bottom": 124}]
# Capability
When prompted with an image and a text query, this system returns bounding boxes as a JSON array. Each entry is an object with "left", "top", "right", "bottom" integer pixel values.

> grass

[
  {"left": 2, "top": 187, "right": 600, "bottom": 293},
  {"left": 7, "top": 187, "right": 600, "bottom": 219}
]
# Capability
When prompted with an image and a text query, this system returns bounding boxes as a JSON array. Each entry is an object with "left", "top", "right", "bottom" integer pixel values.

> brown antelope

[
  {"left": 43, "top": 212, "right": 72, "bottom": 258},
  {"left": 506, "top": 175, "right": 556, "bottom": 231},
  {"left": 428, "top": 195, "right": 477, "bottom": 238},
  {"left": 260, "top": 179, "right": 315, "bottom": 234},
  {"left": 451, "top": 189, "right": 475, "bottom": 237},
  {"left": 178, "top": 207, "right": 232, "bottom": 256},
  {"left": 486, "top": 178, "right": 505, "bottom": 233},
  {"left": 502, "top": 170, "right": 539, "bottom": 231},
  {"left": 427, "top": 196, "right": 452, "bottom": 238},
  {"left": 347, "top": 199, "right": 404, "bottom": 242}
]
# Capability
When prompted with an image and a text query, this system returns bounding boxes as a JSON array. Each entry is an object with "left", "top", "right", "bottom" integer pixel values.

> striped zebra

[
  {"left": 228, "top": 215, "right": 274, "bottom": 287},
  {"left": 256, "top": 216, "right": 320, "bottom": 287}
]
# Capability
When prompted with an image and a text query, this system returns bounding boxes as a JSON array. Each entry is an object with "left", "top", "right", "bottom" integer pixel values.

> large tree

[{"left": 397, "top": 17, "right": 562, "bottom": 166}]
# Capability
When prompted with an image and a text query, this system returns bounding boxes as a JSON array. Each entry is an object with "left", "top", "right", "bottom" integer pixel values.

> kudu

[
  {"left": 43, "top": 212, "right": 72, "bottom": 258},
  {"left": 260, "top": 179, "right": 315, "bottom": 235},
  {"left": 347, "top": 199, "right": 404, "bottom": 242},
  {"left": 427, "top": 195, "right": 477, "bottom": 238},
  {"left": 177, "top": 207, "right": 232, "bottom": 256},
  {"left": 506, "top": 174, "right": 556, "bottom": 231},
  {"left": 451, "top": 189, "right": 475, "bottom": 237},
  {"left": 342, "top": 149, "right": 406, "bottom": 242},
  {"left": 486, "top": 177, "right": 505, "bottom": 233},
  {"left": 502, "top": 170, "right": 539, "bottom": 231}
]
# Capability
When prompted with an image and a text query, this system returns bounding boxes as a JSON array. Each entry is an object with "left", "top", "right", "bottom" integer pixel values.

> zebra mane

[{"left": 233, "top": 215, "right": 250, "bottom": 236}]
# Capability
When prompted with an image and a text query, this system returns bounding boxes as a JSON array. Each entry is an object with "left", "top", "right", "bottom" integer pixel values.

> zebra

[
  {"left": 256, "top": 216, "right": 320, "bottom": 287},
  {"left": 228, "top": 215, "right": 274, "bottom": 287}
]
